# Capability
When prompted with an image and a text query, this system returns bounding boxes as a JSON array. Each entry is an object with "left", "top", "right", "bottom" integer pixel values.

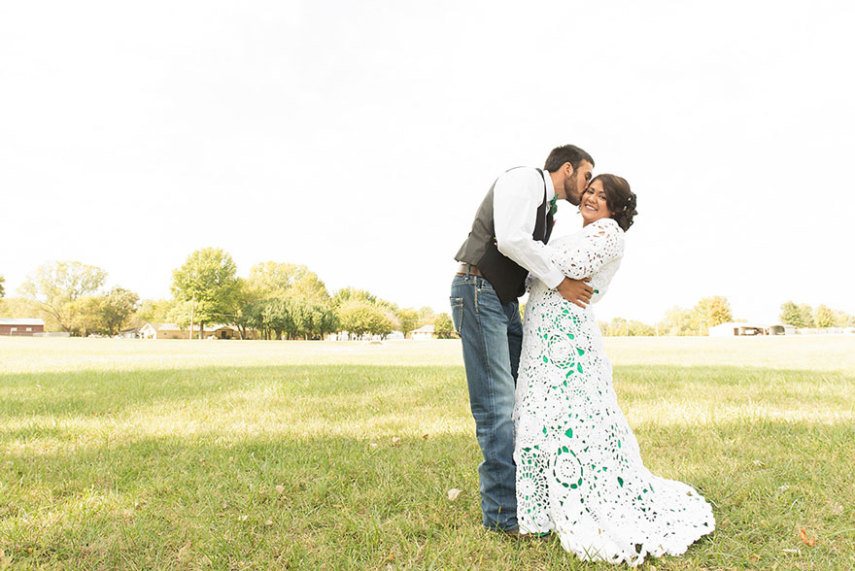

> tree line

[
  {"left": 0, "top": 250, "right": 457, "bottom": 340},
  {"left": 596, "top": 296, "right": 855, "bottom": 336}
]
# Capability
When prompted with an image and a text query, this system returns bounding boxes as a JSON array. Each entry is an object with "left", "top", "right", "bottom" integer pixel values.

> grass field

[{"left": 1, "top": 336, "right": 854, "bottom": 570}]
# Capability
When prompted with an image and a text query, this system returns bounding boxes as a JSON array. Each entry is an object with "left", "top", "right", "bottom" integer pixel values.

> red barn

[{"left": 0, "top": 318, "right": 46, "bottom": 336}]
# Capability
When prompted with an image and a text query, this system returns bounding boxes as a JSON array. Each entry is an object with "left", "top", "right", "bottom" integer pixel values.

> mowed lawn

[{"left": 1, "top": 336, "right": 853, "bottom": 570}]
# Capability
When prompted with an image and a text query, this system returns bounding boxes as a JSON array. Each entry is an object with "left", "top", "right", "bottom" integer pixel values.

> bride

[{"left": 513, "top": 174, "right": 714, "bottom": 566}]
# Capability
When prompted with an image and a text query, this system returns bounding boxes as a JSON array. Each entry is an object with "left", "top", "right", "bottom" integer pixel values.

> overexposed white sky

[{"left": 2, "top": 1, "right": 854, "bottom": 324}]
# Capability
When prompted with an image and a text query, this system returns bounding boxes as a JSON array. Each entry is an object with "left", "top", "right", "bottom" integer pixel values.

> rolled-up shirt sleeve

[{"left": 493, "top": 168, "right": 565, "bottom": 289}]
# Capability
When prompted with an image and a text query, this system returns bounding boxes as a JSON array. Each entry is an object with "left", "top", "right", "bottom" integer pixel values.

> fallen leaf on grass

[
  {"left": 752, "top": 460, "right": 767, "bottom": 468},
  {"left": 392, "top": 437, "right": 402, "bottom": 446},
  {"left": 275, "top": 485, "right": 285, "bottom": 495},
  {"left": 177, "top": 541, "right": 192, "bottom": 563},
  {"left": 369, "top": 442, "right": 378, "bottom": 449},
  {"left": 422, "top": 433, "right": 429, "bottom": 439},
  {"left": 799, "top": 528, "right": 816, "bottom": 547},
  {"left": 383, "top": 552, "right": 395, "bottom": 563},
  {"left": 265, "top": 520, "right": 273, "bottom": 527},
  {"left": 447, "top": 488, "right": 462, "bottom": 501}
]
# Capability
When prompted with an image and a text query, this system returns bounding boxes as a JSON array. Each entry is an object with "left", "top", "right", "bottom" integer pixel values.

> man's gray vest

[{"left": 455, "top": 168, "right": 554, "bottom": 304}]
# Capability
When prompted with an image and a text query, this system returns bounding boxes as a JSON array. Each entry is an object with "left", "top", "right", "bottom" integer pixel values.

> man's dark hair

[{"left": 543, "top": 144, "right": 595, "bottom": 172}]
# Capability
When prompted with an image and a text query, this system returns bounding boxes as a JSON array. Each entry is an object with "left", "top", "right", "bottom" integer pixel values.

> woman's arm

[{"left": 551, "top": 218, "right": 624, "bottom": 280}]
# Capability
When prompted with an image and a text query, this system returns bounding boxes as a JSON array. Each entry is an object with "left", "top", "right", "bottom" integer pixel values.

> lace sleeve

[{"left": 551, "top": 218, "right": 624, "bottom": 279}]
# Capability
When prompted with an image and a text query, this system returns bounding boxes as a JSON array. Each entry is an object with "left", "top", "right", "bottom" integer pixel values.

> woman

[{"left": 513, "top": 175, "right": 714, "bottom": 566}]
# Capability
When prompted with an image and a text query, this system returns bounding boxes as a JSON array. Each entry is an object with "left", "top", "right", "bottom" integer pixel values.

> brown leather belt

[{"left": 456, "top": 263, "right": 483, "bottom": 277}]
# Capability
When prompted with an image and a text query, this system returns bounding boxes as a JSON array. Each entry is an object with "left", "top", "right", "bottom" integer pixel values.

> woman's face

[{"left": 580, "top": 179, "right": 612, "bottom": 225}]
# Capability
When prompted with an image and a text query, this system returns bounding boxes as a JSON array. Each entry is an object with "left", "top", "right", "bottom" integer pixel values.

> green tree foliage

[
  {"left": 99, "top": 288, "right": 140, "bottom": 335},
  {"left": 63, "top": 288, "right": 140, "bottom": 336},
  {"left": 657, "top": 306, "right": 700, "bottom": 336},
  {"left": 227, "top": 278, "right": 261, "bottom": 339},
  {"left": 831, "top": 309, "right": 851, "bottom": 328},
  {"left": 249, "top": 262, "right": 330, "bottom": 301},
  {"left": 797, "top": 303, "right": 814, "bottom": 328},
  {"left": 813, "top": 305, "right": 834, "bottom": 328},
  {"left": 656, "top": 296, "right": 733, "bottom": 335},
  {"left": 695, "top": 296, "right": 733, "bottom": 328},
  {"left": 396, "top": 308, "right": 419, "bottom": 339},
  {"left": 0, "top": 275, "right": 5, "bottom": 299},
  {"left": 134, "top": 299, "right": 174, "bottom": 327},
  {"left": 434, "top": 313, "right": 456, "bottom": 339},
  {"left": 19, "top": 261, "right": 107, "bottom": 333},
  {"left": 332, "top": 287, "right": 377, "bottom": 307},
  {"left": 336, "top": 300, "right": 393, "bottom": 339},
  {"left": 172, "top": 248, "right": 239, "bottom": 338},
  {"left": 418, "top": 306, "right": 436, "bottom": 324},
  {"left": 780, "top": 301, "right": 807, "bottom": 328},
  {"left": 603, "top": 318, "right": 656, "bottom": 336},
  {"left": 245, "top": 296, "right": 337, "bottom": 340}
]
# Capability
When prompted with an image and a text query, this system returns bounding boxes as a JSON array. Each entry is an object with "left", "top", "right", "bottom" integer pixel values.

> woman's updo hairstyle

[{"left": 593, "top": 174, "right": 637, "bottom": 231}]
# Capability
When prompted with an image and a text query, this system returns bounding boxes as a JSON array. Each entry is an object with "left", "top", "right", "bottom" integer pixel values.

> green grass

[{"left": 1, "top": 336, "right": 854, "bottom": 570}]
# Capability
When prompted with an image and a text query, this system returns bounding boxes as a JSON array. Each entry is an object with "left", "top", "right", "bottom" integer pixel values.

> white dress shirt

[{"left": 493, "top": 167, "right": 565, "bottom": 289}]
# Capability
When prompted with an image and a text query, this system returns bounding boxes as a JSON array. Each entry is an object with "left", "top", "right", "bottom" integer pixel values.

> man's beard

[{"left": 564, "top": 175, "right": 581, "bottom": 206}]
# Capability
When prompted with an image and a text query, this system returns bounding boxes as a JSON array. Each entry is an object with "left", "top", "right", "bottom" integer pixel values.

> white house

[
  {"left": 708, "top": 322, "right": 793, "bottom": 336},
  {"left": 411, "top": 324, "right": 435, "bottom": 340},
  {"left": 139, "top": 323, "right": 240, "bottom": 340}
]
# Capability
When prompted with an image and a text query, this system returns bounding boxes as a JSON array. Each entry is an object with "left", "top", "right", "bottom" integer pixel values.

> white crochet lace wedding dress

[{"left": 513, "top": 218, "right": 714, "bottom": 566}]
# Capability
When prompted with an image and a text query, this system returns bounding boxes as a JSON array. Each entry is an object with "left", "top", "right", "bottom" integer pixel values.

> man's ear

[{"left": 564, "top": 162, "right": 575, "bottom": 178}]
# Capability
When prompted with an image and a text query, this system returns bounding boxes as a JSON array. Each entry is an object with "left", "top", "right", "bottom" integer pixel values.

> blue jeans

[{"left": 450, "top": 273, "right": 522, "bottom": 531}]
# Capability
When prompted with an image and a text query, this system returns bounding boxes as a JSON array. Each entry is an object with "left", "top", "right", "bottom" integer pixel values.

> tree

[
  {"left": 19, "top": 261, "right": 107, "bottom": 333},
  {"left": 695, "top": 296, "right": 732, "bottom": 328},
  {"left": 606, "top": 317, "right": 629, "bottom": 337},
  {"left": 396, "top": 308, "right": 419, "bottom": 339},
  {"left": 336, "top": 300, "right": 393, "bottom": 339},
  {"left": 226, "top": 278, "right": 261, "bottom": 339},
  {"left": 69, "top": 295, "right": 103, "bottom": 336},
  {"left": 434, "top": 313, "right": 456, "bottom": 339},
  {"left": 172, "top": 248, "right": 239, "bottom": 339},
  {"left": 332, "top": 287, "right": 377, "bottom": 308},
  {"left": 99, "top": 287, "right": 140, "bottom": 335},
  {"left": 813, "top": 305, "right": 834, "bottom": 328},
  {"left": 418, "top": 306, "right": 436, "bottom": 324},
  {"left": 0, "top": 275, "right": 5, "bottom": 299},
  {"left": 657, "top": 306, "right": 699, "bottom": 336},
  {"left": 290, "top": 299, "right": 338, "bottom": 340},
  {"left": 780, "top": 301, "right": 807, "bottom": 328},
  {"left": 133, "top": 299, "right": 174, "bottom": 328},
  {"left": 797, "top": 303, "right": 814, "bottom": 328}
]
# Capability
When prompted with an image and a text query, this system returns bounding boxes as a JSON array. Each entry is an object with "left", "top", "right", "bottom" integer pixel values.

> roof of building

[{"left": 0, "top": 318, "right": 45, "bottom": 326}]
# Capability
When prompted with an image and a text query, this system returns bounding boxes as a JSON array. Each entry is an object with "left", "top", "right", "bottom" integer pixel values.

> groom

[{"left": 450, "top": 144, "right": 595, "bottom": 533}]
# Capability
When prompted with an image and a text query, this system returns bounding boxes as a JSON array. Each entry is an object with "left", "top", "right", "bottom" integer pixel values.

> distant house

[
  {"left": 0, "top": 318, "right": 45, "bottom": 336},
  {"left": 139, "top": 322, "right": 242, "bottom": 340},
  {"left": 411, "top": 324, "right": 435, "bottom": 340},
  {"left": 708, "top": 322, "right": 794, "bottom": 336}
]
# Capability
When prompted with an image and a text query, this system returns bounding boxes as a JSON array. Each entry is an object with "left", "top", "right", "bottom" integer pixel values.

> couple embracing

[{"left": 450, "top": 145, "right": 714, "bottom": 566}]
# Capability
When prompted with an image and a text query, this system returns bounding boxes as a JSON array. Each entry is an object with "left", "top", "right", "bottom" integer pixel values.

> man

[{"left": 450, "top": 144, "right": 595, "bottom": 533}]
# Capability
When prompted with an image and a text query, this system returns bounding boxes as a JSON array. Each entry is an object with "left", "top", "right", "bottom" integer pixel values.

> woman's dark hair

[
  {"left": 593, "top": 174, "right": 637, "bottom": 231},
  {"left": 544, "top": 144, "right": 595, "bottom": 172}
]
